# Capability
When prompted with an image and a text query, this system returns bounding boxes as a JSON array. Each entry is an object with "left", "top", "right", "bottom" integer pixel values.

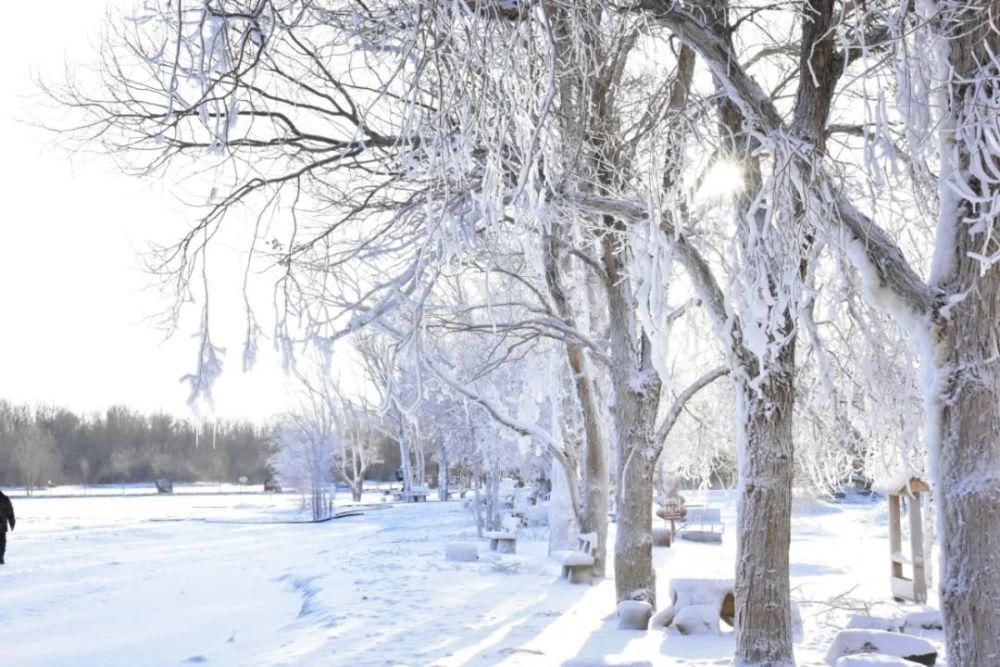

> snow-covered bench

[
  {"left": 561, "top": 532, "right": 598, "bottom": 584},
  {"left": 393, "top": 488, "right": 429, "bottom": 503},
  {"left": 679, "top": 507, "right": 724, "bottom": 543},
  {"left": 652, "top": 578, "right": 735, "bottom": 634},
  {"left": 485, "top": 515, "right": 521, "bottom": 554},
  {"left": 826, "top": 629, "right": 938, "bottom": 665}
]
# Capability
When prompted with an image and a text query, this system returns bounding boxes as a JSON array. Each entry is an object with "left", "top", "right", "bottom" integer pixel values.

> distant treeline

[{"left": 0, "top": 401, "right": 274, "bottom": 489}]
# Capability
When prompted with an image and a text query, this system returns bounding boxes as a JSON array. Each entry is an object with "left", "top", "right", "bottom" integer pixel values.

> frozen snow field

[{"left": 0, "top": 490, "right": 946, "bottom": 666}]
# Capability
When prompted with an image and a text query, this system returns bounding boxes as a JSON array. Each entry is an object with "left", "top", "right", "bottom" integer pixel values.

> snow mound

[
  {"left": 617, "top": 600, "right": 652, "bottom": 630},
  {"left": 825, "top": 629, "right": 937, "bottom": 666},
  {"left": 445, "top": 543, "right": 479, "bottom": 562},
  {"left": 672, "top": 604, "right": 721, "bottom": 635},
  {"left": 669, "top": 578, "right": 733, "bottom": 605}
]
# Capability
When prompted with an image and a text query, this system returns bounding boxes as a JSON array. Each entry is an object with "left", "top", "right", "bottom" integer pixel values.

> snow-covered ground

[{"left": 0, "top": 489, "right": 945, "bottom": 666}]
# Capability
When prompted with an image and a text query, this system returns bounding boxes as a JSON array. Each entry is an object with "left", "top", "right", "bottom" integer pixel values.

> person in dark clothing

[{"left": 0, "top": 489, "right": 15, "bottom": 565}]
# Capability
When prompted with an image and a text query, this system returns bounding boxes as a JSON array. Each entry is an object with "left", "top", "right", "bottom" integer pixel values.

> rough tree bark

[
  {"left": 732, "top": 350, "right": 795, "bottom": 666},
  {"left": 930, "top": 253, "right": 1000, "bottom": 665},
  {"left": 708, "top": 2, "right": 797, "bottom": 657},
  {"left": 925, "top": 3, "right": 1000, "bottom": 660},
  {"left": 603, "top": 233, "right": 661, "bottom": 606},
  {"left": 605, "top": 43, "right": 697, "bottom": 610}
]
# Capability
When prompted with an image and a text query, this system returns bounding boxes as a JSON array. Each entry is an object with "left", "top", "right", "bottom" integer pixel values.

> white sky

[{"left": 0, "top": 1, "right": 298, "bottom": 421}]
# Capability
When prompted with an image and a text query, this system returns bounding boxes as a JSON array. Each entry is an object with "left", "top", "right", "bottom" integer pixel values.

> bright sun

[{"left": 697, "top": 159, "right": 746, "bottom": 201}]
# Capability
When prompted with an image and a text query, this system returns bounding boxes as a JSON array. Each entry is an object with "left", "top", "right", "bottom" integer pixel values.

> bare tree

[
  {"left": 271, "top": 380, "right": 338, "bottom": 521},
  {"left": 12, "top": 424, "right": 60, "bottom": 495},
  {"left": 331, "top": 393, "right": 383, "bottom": 502}
]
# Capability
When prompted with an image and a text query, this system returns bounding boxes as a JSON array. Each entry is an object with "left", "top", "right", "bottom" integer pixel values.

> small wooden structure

[
  {"left": 888, "top": 477, "right": 929, "bottom": 604},
  {"left": 656, "top": 497, "right": 688, "bottom": 540}
]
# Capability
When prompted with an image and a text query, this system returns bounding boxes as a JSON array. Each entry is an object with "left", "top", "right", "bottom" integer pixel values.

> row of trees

[
  {"left": 0, "top": 401, "right": 271, "bottom": 491},
  {"left": 57, "top": 0, "right": 1000, "bottom": 663}
]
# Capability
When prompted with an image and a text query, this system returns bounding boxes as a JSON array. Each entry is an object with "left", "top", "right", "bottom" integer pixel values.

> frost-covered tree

[
  {"left": 606, "top": 0, "right": 1000, "bottom": 660},
  {"left": 12, "top": 423, "right": 61, "bottom": 495},
  {"left": 331, "top": 393, "right": 383, "bottom": 503},
  {"left": 271, "top": 381, "right": 338, "bottom": 521}
]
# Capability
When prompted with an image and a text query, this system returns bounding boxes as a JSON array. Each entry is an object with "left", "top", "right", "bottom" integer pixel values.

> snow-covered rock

[
  {"left": 903, "top": 611, "right": 943, "bottom": 635},
  {"left": 445, "top": 543, "right": 479, "bottom": 562},
  {"left": 673, "top": 604, "right": 721, "bottom": 635},
  {"left": 617, "top": 600, "right": 653, "bottom": 630},
  {"left": 825, "top": 629, "right": 937, "bottom": 666}
]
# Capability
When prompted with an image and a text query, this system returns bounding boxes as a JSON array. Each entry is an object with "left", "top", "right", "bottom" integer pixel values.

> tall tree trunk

[
  {"left": 485, "top": 465, "right": 501, "bottom": 531},
  {"left": 472, "top": 476, "right": 484, "bottom": 537},
  {"left": 602, "top": 227, "right": 662, "bottom": 605},
  {"left": 931, "top": 283, "right": 1000, "bottom": 663},
  {"left": 544, "top": 230, "right": 610, "bottom": 576},
  {"left": 437, "top": 444, "right": 449, "bottom": 502},
  {"left": 396, "top": 413, "right": 413, "bottom": 493},
  {"left": 615, "top": 443, "right": 657, "bottom": 605},
  {"left": 549, "top": 456, "right": 580, "bottom": 554},
  {"left": 414, "top": 435, "right": 425, "bottom": 487},
  {"left": 575, "top": 346, "right": 609, "bottom": 577},
  {"left": 733, "top": 350, "right": 795, "bottom": 667},
  {"left": 924, "top": 4, "right": 1000, "bottom": 660}
]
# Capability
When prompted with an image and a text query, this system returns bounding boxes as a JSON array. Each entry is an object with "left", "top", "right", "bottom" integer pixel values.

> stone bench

[
  {"left": 485, "top": 515, "right": 521, "bottom": 554},
  {"left": 561, "top": 532, "right": 598, "bottom": 584},
  {"left": 392, "top": 489, "right": 429, "bottom": 503}
]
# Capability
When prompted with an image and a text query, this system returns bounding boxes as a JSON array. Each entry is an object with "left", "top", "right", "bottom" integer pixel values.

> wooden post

[
  {"left": 889, "top": 494, "right": 903, "bottom": 581},
  {"left": 909, "top": 495, "right": 927, "bottom": 603},
  {"left": 888, "top": 478, "right": 930, "bottom": 603}
]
